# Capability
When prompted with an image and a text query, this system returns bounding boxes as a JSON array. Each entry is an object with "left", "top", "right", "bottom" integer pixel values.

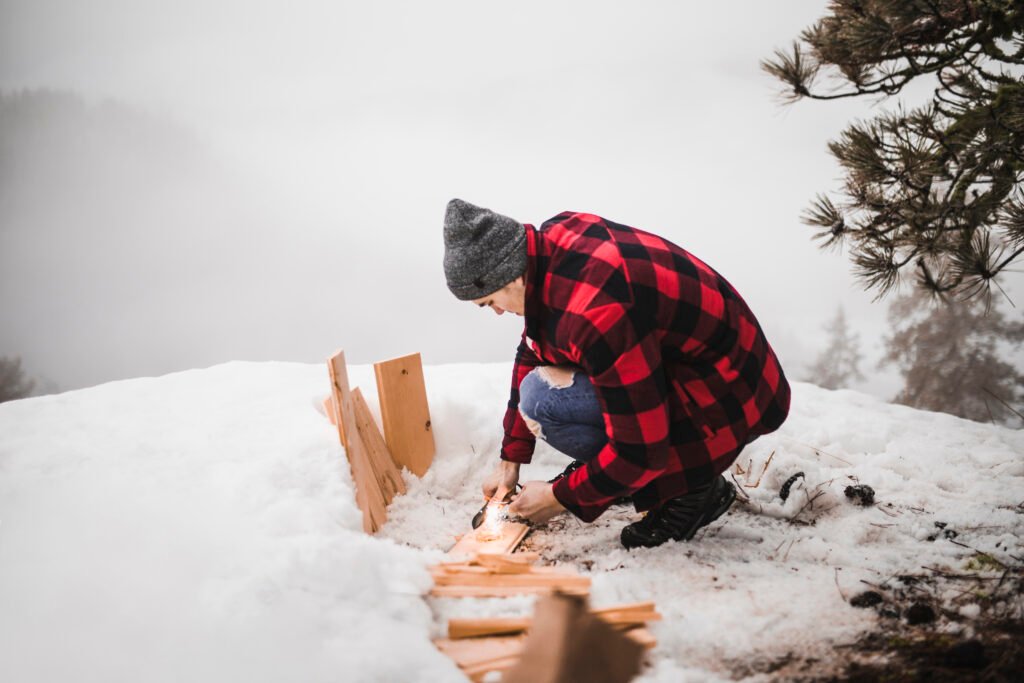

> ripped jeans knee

[{"left": 517, "top": 365, "right": 606, "bottom": 462}]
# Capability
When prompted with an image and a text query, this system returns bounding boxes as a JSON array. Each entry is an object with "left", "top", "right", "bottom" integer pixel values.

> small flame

[{"left": 475, "top": 502, "right": 508, "bottom": 541}]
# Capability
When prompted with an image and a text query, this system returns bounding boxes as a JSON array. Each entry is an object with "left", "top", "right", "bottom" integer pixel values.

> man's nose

[{"left": 493, "top": 306, "right": 504, "bottom": 316}]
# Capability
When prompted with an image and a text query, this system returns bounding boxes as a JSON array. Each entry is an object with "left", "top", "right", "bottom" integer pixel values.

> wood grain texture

[
  {"left": 327, "top": 350, "right": 404, "bottom": 534},
  {"left": 351, "top": 387, "right": 406, "bottom": 503},
  {"left": 446, "top": 521, "right": 530, "bottom": 558},
  {"left": 429, "top": 584, "right": 591, "bottom": 598},
  {"left": 429, "top": 566, "right": 591, "bottom": 598},
  {"left": 322, "top": 396, "right": 337, "bottom": 426},
  {"left": 373, "top": 353, "right": 435, "bottom": 477},
  {"left": 447, "top": 602, "right": 660, "bottom": 639},
  {"left": 326, "top": 352, "right": 350, "bottom": 451},
  {"left": 434, "top": 636, "right": 525, "bottom": 682}
]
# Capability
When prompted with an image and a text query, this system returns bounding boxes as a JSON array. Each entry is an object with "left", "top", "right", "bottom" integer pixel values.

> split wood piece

[
  {"left": 322, "top": 396, "right": 337, "bottom": 426},
  {"left": 445, "top": 551, "right": 539, "bottom": 574},
  {"left": 431, "top": 565, "right": 591, "bottom": 587},
  {"left": 447, "top": 602, "right": 661, "bottom": 640},
  {"left": 326, "top": 352, "right": 350, "bottom": 451},
  {"left": 622, "top": 626, "right": 658, "bottom": 650},
  {"left": 351, "top": 387, "right": 406, "bottom": 503},
  {"left": 446, "top": 521, "right": 530, "bottom": 558},
  {"left": 434, "top": 636, "right": 525, "bottom": 683},
  {"left": 374, "top": 353, "right": 436, "bottom": 477},
  {"left": 327, "top": 350, "right": 405, "bottom": 534},
  {"left": 429, "top": 567, "right": 591, "bottom": 598},
  {"left": 430, "top": 584, "right": 590, "bottom": 598},
  {"left": 502, "top": 593, "right": 646, "bottom": 683}
]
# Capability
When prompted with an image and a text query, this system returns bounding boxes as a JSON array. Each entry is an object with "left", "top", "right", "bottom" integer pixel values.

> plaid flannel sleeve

[
  {"left": 500, "top": 330, "right": 546, "bottom": 464},
  {"left": 551, "top": 303, "right": 672, "bottom": 522}
]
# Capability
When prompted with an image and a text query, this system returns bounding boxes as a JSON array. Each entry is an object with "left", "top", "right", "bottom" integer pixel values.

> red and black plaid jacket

[{"left": 500, "top": 211, "right": 791, "bottom": 522}]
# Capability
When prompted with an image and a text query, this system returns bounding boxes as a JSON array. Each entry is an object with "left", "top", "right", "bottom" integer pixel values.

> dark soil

[
  {"left": 834, "top": 618, "right": 1024, "bottom": 682},
  {"left": 731, "top": 565, "right": 1024, "bottom": 682}
]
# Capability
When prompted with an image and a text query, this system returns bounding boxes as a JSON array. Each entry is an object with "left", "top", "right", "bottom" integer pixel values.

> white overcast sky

[{"left": 1, "top": 0, "right": 1021, "bottom": 396}]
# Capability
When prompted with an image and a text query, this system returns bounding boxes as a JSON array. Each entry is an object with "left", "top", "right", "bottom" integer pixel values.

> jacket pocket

[{"left": 670, "top": 373, "right": 734, "bottom": 440}]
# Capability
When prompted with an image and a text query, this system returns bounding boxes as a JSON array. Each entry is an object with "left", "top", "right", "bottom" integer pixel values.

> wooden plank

[
  {"left": 435, "top": 636, "right": 524, "bottom": 681},
  {"left": 592, "top": 602, "right": 657, "bottom": 617},
  {"left": 472, "top": 552, "right": 538, "bottom": 573},
  {"left": 448, "top": 617, "right": 532, "bottom": 640},
  {"left": 326, "top": 352, "right": 350, "bottom": 451},
  {"left": 446, "top": 521, "right": 530, "bottom": 558},
  {"left": 431, "top": 565, "right": 581, "bottom": 579},
  {"left": 448, "top": 602, "right": 660, "bottom": 639},
  {"left": 373, "top": 353, "right": 435, "bottom": 477},
  {"left": 432, "top": 573, "right": 591, "bottom": 590},
  {"left": 344, "top": 410, "right": 386, "bottom": 533},
  {"left": 322, "top": 396, "right": 337, "bottom": 426},
  {"left": 429, "top": 579, "right": 591, "bottom": 598},
  {"left": 622, "top": 626, "right": 658, "bottom": 650},
  {"left": 434, "top": 552, "right": 539, "bottom": 575},
  {"left": 327, "top": 350, "right": 397, "bottom": 534},
  {"left": 351, "top": 387, "right": 406, "bottom": 502}
]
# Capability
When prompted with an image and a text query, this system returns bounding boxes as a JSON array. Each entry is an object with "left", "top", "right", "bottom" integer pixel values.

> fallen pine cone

[{"left": 844, "top": 484, "right": 875, "bottom": 506}]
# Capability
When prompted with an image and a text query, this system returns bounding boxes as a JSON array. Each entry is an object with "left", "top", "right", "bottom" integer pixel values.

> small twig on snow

[
  {"left": 834, "top": 568, "right": 848, "bottom": 601},
  {"left": 744, "top": 450, "right": 776, "bottom": 488},
  {"left": 776, "top": 436, "right": 854, "bottom": 466},
  {"left": 729, "top": 472, "right": 751, "bottom": 502},
  {"left": 782, "top": 538, "right": 798, "bottom": 562}
]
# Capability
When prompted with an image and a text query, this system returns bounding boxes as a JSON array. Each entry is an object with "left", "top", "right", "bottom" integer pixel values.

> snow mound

[{"left": 1, "top": 361, "right": 1021, "bottom": 682}]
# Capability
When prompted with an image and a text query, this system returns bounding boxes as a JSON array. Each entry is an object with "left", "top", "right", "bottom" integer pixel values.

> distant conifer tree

[
  {"left": 763, "top": 1, "right": 1024, "bottom": 304},
  {"left": 0, "top": 356, "right": 35, "bottom": 403},
  {"left": 880, "top": 292, "right": 1024, "bottom": 425},
  {"left": 807, "top": 306, "right": 866, "bottom": 389}
]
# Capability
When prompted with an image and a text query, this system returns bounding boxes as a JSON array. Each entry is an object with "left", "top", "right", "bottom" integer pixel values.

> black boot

[{"left": 620, "top": 475, "right": 736, "bottom": 549}]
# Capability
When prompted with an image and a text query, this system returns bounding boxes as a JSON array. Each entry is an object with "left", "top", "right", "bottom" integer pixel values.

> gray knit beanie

[{"left": 443, "top": 198, "right": 527, "bottom": 301}]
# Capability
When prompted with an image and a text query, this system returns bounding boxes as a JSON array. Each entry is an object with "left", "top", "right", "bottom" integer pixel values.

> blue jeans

[{"left": 518, "top": 365, "right": 606, "bottom": 462}]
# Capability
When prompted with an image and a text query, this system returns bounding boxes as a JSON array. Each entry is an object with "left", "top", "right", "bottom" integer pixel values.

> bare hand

[
  {"left": 509, "top": 481, "right": 565, "bottom": 524},
  {"left": 482, "top": 460, "right": 520, "bottom": 502}
]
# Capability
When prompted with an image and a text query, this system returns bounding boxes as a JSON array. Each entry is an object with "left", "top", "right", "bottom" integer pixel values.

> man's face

[{"left": 472, "top": 276, "right": 526, "bottom": 316}]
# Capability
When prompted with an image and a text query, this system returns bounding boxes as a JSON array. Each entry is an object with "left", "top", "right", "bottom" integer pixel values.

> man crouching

[{"left": 442, "top": 198, "right": 791, "bottom": 550}]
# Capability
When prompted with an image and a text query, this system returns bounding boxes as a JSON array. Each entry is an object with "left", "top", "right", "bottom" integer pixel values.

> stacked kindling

[
  {"left": 430, "top": 552, "right": 590, "bottom": 598},
  {"left": 429, "top": 553, "right": 660, "bottom": 682}
]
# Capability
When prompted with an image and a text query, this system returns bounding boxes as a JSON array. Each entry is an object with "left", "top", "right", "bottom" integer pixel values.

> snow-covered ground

[{"left": 1, "top": 361, "right": 1021, "bottom": 682}]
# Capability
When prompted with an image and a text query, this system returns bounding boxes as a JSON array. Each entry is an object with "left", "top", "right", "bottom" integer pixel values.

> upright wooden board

[
  {"left": 326, "top": 353, "right": 350, "bottom": 451},
  {"left": 374, "top": 353, "right": 435, "bottom": 477},
  {"left": 328, "top": 350, "right": 403, "bottom": 534}
]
